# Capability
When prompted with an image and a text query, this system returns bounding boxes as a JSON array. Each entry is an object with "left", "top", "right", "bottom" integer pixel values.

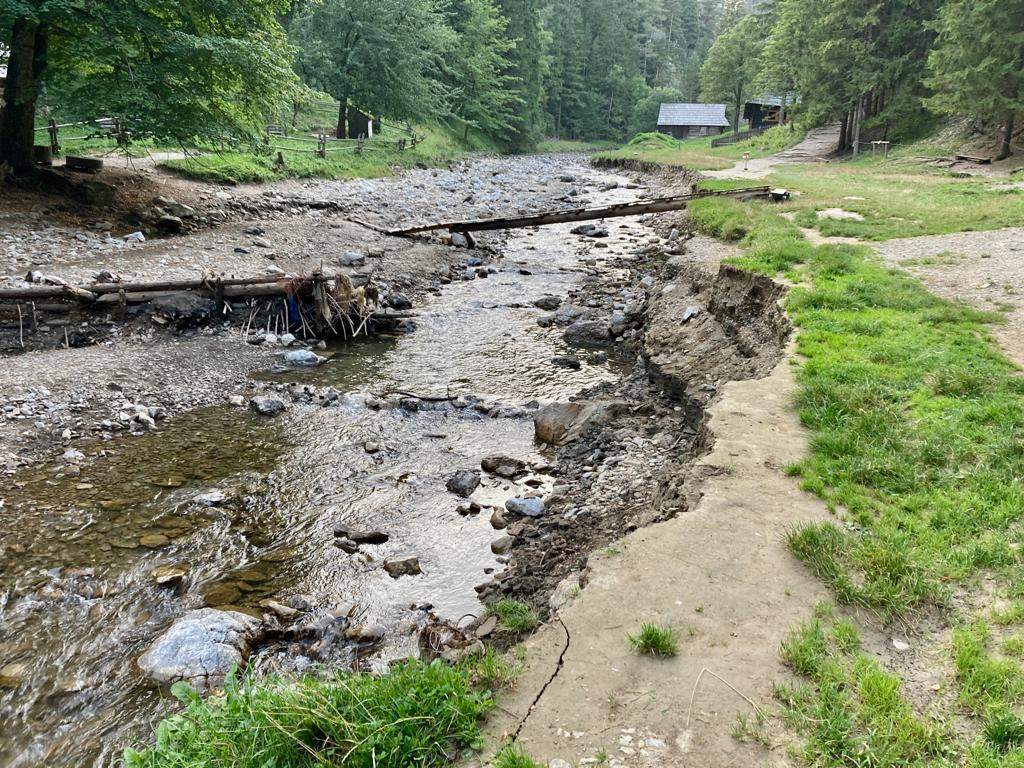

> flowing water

[{"left": 0, "top": 175, "right": 650, "bottom": 766}]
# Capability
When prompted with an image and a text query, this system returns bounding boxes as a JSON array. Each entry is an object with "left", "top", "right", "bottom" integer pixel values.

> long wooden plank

[{"left": 385, "top": 186, "right": 770, "bottom": 237}]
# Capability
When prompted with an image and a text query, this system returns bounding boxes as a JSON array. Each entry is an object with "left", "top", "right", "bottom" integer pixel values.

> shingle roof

[{"left": 657, "top": 103, "right": 730, "bottom": 127}]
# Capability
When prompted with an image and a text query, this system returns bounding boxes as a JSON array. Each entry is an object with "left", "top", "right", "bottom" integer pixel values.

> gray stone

[
  {"left": 194, "top": 491, "right": 227, "bottom": 507},
  {"left": 283, "top": 349, "right": 325, "bottom": 367},
  {"left": 384, "top": 557, "right": 422, "bottom": 578},
  {"left": 534, "top": 400, "right": 626, "bottom": 445},
  {"left": 481, "top": 456, "right": 527, "bottom": 475},
  {"left": 446, "top": 470, "right": 480, "bottom": 497},
  {"left": 339, "top": 251, "right": 366, "bottom": 267},
  {"left": 533, "top": 295, "right": 562, "bottom": 311},
  {"left": 137, "top": 609, "right": 263, "bottom": 693},
  {"left": 563, "top": 319, "right": 611, "bottom": 345},
  {"left": 490, "top": 535, "right": 514, "bottom": 554},
  {"left": 152, "top": 565, "right": 188, "bottom": 588},
  {"left": 249, "top": 396, "right": 286, "bottom": 416},
  {"left": 506, "top": 496, "right": 545, "bottom": 518}
]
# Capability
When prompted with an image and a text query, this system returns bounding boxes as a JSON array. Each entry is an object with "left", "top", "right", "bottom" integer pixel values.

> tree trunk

[
  {"left": 0, "top": 19, "right": 48, "bottom": 173},
  {"left": 733, "top": 86, "right": 742, "bottom": 133},
  {"left": 996, "top": 111, "right": 1015, "bottom": 160},
  {"left": 335, "top": 98, "right": 348, "bottom": 140},
  {"left": 838, "top": 110, "right": 849, "bottom": 152},
  {"left": 851, "top": 96, "right": 864, "bottom": 156}
]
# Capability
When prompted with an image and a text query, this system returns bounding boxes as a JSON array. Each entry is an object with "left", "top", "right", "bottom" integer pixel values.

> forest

[{"left": 1, "top": 0, "right": 1021, "bottom": 172}]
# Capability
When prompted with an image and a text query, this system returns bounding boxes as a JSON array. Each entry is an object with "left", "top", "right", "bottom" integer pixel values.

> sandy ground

[{"left": 479, "top": 341, "right": 831, "bottom": 767}]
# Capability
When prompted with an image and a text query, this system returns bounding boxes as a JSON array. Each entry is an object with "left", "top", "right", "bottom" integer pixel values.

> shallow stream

[{"left": 0, "top": 171, "right": 653, "bottom": 766}]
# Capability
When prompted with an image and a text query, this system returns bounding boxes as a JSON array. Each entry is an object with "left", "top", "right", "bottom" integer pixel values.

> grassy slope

[
  {"left": 159, "top": 123, "right": 494, "bottom": 185},
  {"left": 593, "top": 125, "right": 806, "bottom": 171},
  {"left": 691, "top": 178, "right": 1024, "bottom": 764}
]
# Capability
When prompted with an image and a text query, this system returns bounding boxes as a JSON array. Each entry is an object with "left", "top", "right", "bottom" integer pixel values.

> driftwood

[
  {"left": 384, "top": 186, "right": 772, "bottom": 237},
  {"left": 0, "top": 272, "right": 369, "bottom": 302}
]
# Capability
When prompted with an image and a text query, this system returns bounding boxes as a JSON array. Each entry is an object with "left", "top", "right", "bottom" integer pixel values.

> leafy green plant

[{"left": 628, "top": 623, "right": 679, "bottom": 657}]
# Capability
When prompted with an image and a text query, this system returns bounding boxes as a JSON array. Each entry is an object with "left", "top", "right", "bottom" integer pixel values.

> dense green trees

[
  {"left": 291, "top": 0, "right": 452, "bottom": 138},
  {"left": 1, "top": 0, "right": 1020, "bottom": 168},
  {"left": 926, "top": 0, "right": 1024, "bottom": 159},
  {"left": 0, "top": 0, "right": 296, "bottom": 171}
]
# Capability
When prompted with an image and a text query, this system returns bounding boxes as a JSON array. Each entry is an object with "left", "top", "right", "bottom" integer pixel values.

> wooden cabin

[{"left": 656, "top": 103, "right": 730, "bottom": 140}]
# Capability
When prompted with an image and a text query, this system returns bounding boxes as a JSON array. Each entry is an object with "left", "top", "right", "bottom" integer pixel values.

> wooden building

[
  {"left": 743, "top": 96, "right": 796, "bottom": 131},
  {"left": 656, "top": 103, "right": 730, "bottom": 140}
]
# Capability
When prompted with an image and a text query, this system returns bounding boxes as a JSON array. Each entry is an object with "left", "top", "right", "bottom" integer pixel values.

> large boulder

[
  {"left": 533, "top": 400, "right": 627, "bottom": 445},
  {"left": 137, "top": 609, "right": 263, "bottom": 693}
]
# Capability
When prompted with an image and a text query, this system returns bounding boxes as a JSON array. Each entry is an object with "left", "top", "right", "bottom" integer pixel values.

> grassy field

[
  {"left": 766, "top": 153, "right": 1024, "bottom": 240},
  {"left": 534, "top": 137, "right": 618, "bottom": 153},
  {"left": 691, "top": 191, "right": 1024, "bottom": 765},
  {"left": 593, "top": 125, "right": 806, "bottom": 170}
]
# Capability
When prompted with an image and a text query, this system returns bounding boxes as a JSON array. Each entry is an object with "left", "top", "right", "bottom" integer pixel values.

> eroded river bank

[{"left": 0, "top": 155, "right": 787, "bottom": 766}]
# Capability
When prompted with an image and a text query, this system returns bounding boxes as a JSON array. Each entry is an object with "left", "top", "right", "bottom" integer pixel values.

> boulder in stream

[
  {"left": 506, "top": 496, "right": 546, "bottom": 518},
  {"left": 384, "top": 557, "right": 422, "bottom": 578},
  {"left": 249, "top": 396, "right": 286, "bottom": 416},
  {"left": 137, "top": 609, "right": 263, "bottom": 693},
  {"left": 446, "top": 470, "right": 480, "bottom": 497}
]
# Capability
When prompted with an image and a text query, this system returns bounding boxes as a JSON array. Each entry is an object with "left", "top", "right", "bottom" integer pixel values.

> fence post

[
  {"left": 397, "top": 138, "right": 406, "bottom": 152},
  {"left": 317, "top": 134, "right": 326, "bottom": 158},
  {"left": 47, "top": 119, "right": 59, "bottom": 155},
  {"left": 356, "top": 137, "right": 364, "bottom": 154}
]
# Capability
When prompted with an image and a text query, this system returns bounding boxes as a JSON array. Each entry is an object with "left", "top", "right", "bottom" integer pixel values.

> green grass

[
  {"left": 160, "top": 124, "right": 485, "bottom": 185},
  {"left": 694, "top": 189, "right": 1024, "bottom": 766},
  {"left": 594, "top": 125, "right": 805, "bottom": 171},
  {"left": 487, "top": 599, "right": 540, "bottom": 633},
  {"left": 628, "top": 623, "right": 679, "bottom": 657},
  {"left": 692, "top": 197, "right": 1024, "bottom": 618},
  {"left": 761, "top": 152, "right": 1024, "bottom": 241},
  {"left": 123, "top": 660, "right": 492, "bottom": 768},
  {"left": 493, "top": 745, "right": 543, "bottom": 768},
  {"left": 776, "top": 612, "right": 950, "bottom": 767}
]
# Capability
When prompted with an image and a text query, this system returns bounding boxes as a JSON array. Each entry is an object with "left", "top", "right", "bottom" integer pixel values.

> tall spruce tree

[
  {"left": 497, "top": 0, "right": 548, "bottom": 150},
  {"left": 926, "top": 0, "right": 1024, "bottom": 158},
  {"left": 700, "top": 13, "right": 763, "bottom": 131}
]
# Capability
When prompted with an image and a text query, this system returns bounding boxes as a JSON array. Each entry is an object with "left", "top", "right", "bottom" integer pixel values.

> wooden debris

[
  {"left": 955, "top": 154, "right": 993, "bottom": 165},
  {"left": 384, "top": 186, "right": 772, "bottom": 237}
]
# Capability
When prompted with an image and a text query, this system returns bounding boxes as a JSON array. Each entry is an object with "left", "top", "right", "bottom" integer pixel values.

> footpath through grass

[
  {"left": 692, "top": 194, "right": 1024, "bottom": 766},
  {"left": 594, "top": 125, "right": 805, "bottom": 171}
]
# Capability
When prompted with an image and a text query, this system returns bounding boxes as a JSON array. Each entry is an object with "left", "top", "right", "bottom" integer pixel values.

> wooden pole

[{"left": 385, "top": 186, "right": 772, "bottom": 237}]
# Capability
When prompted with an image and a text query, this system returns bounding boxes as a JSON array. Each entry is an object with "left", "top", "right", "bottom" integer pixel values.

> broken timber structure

[{"left": 384, "top": 185, "right": 773, "bottom": 237}]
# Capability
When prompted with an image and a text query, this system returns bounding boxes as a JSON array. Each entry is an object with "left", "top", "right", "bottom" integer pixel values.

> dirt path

[
  {"left": 875, "top": 228, "right": 1024, "bottom": 366},
  {"left": 703, "top": 124, "right": 840, "bottom": 180},
  {"left": 481, "top": 337, "right": 830, "bottom": 767}
]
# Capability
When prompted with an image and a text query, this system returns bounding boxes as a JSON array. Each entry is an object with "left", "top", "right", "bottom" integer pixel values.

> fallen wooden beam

[
  {"left": 0, "top": 272, "right": 369, "bottom": 303},
  {"left": 385, "top": 186, "right": 771, "bottom": 237},
  {"left": 955, "top": 154, "right": 993, "bottom": 165}
]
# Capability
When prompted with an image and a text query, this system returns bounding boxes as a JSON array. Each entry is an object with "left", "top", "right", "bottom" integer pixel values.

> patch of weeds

[
  {"left": 595, "top": 746, "right": 610, "bottom": 763},
  {"left": 953, "top": 621, "right": 1024, "bottom": 714},
  {"left": 599, "top": 544, "right": 622, "bottom": 556},
  {"left": 992, "top": 601, "right": 1024, "bottom": 626},
  {"left": 123, "top": 660, "right": 492, "bottom": 768},
  {"left": 493, "top": 744, "right": 544, "bottom": 768},
  {"left": 628, "top": 623, "right": 679, "bottom": 657},
  {"left": 982, "top": 708, "right": 1024, "bottom": 753},
  {"left": 732, "top": 711, "right": 771, "bottom": 747},
  {"left": 488, "top": 599, "right": 540, "bottom": 632},
  {"left": 1001, "top": 635, "right": 1024, "bottom": 658},
  {"left": 777, "top": 614, "right": 949, "bottom": 767},
  {"left": 463, "top": 647, "right": 522, "bottom": 691}
]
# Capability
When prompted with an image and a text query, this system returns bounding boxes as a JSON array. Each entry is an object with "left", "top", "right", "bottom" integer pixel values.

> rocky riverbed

[{"left": 0, "top": 154, "right": 787, "bottom": 767}]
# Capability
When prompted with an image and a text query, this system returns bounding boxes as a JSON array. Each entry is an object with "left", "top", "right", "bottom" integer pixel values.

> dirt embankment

[{"left": 474, "top": 174, "right": 833, "bottom": 768}]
